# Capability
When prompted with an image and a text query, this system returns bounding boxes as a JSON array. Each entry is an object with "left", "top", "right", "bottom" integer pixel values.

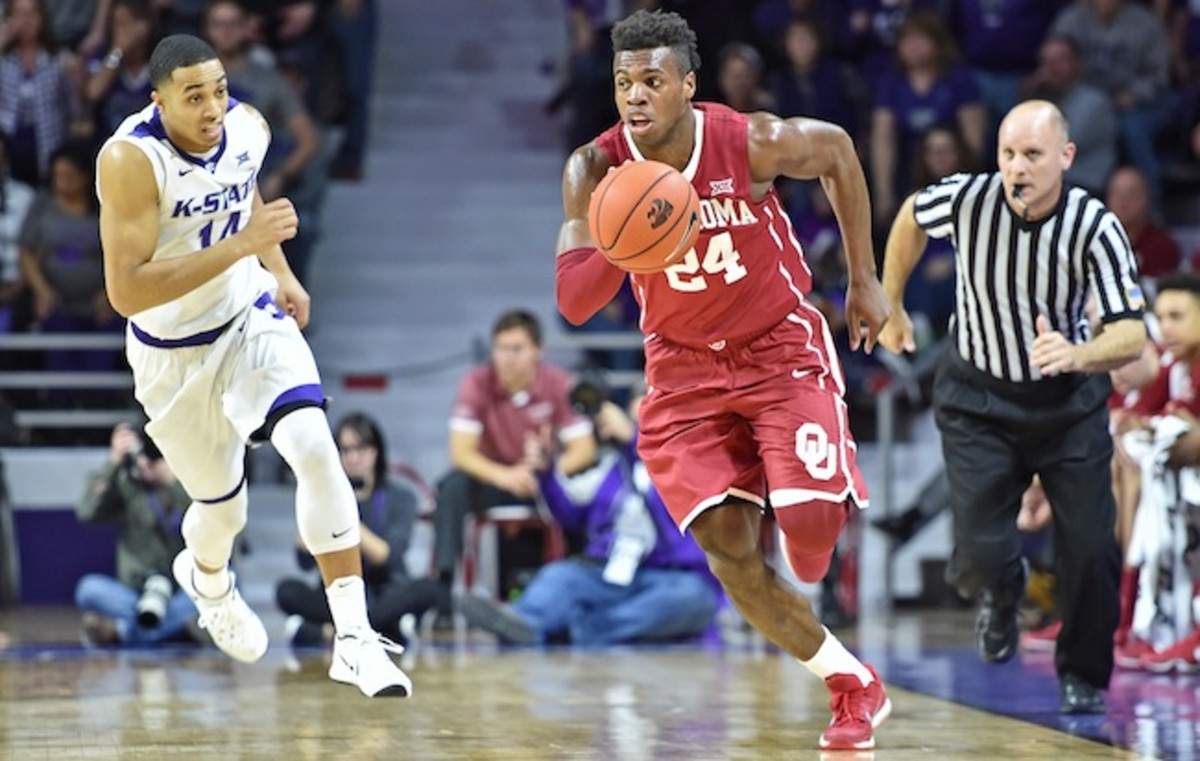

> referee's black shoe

[
  {"left": 1059, "top": 673, "right": 1106, "bottom": 714},
  {"left": 975, "top": 566, "right": 1026, "bottom": 664}
]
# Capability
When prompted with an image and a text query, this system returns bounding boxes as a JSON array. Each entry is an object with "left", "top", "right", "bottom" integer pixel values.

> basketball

[{"left": 588, "top": 160, "right": 701, "bottom": 274}]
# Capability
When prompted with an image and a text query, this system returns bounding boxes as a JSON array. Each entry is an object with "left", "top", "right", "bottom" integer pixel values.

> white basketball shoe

[
  {"left": 172, "top": 549, "right": 269, "bottom": 663},
  {"left": 328, "top": 628, "right": 412, "bottom": 698}
]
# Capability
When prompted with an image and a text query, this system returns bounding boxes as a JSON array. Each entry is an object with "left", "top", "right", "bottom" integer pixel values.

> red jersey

[
  {"left": 449, "top": 362, "right": 592, "bottom": 465},
  {"left": 593, "top": 102, "right": 814, "bottom": 349},
  {"left": 1130, "top": 355, "right": 1200, "bottom": 419}
]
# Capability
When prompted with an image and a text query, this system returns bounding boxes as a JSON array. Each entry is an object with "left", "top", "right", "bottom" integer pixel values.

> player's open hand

[
  {"left": 844, "top": 278, "right": 891, "bottom": 353},
  {"left": 274, "top": 273, "right": 311, "bottom": 329},
  {"left": 1031, "top": 315, "right": 1079, "bottom": 376},
  {"left": 877, "top": 306, "right": 915, "bottom": 354},
  {"left": 243, "top": 197, "right": 298, "bottom": 251}
]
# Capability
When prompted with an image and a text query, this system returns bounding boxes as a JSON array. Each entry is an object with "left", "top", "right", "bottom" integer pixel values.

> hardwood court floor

[{"left": 0, "top": 608, "right": 1184, "bottom": 760}]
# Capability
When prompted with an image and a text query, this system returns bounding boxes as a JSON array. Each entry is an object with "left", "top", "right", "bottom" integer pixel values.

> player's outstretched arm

[
  {"left": 555, "top": 144, "right": 626, "bottom": 326},
  {"left": 748, "top": 114, "right": 889, "bottom": 352},
  {"left": 877, "top": 193, "right": 927, "bottom": 354},
  {"left": 98, "top": 141, "right": 298, "bottom": 317}
]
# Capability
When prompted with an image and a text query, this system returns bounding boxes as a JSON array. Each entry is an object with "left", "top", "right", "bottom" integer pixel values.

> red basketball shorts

[{"left": 637, "top": 306, "right": 869, "bottom": 531}]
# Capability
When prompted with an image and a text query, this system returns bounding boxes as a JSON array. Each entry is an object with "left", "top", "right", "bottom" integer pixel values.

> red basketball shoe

[
  {"left": 1140, "top": 628, "right": 1200, "bottom": 674},
  {"left": 819, "top": 664, "right": 892, "bottom": 750},
  {"left": 1114, "top": 636, "right": 1155, "bottom": 670}
]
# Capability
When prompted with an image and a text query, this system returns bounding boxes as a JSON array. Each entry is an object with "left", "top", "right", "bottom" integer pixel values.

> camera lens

[{"left": 136, "top": 575, "right": 173, "bottom": 628}]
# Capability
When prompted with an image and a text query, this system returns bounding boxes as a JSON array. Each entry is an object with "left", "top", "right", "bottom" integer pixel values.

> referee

[{"left": 879, "top": 100, "right": 1146, "bottom": 714}]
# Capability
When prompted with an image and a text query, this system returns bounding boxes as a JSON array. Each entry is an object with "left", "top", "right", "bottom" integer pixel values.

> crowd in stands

[
  {"left": 553, "top": 0, "right": 1200, "bottom": 669},
  {"left": 0, "top": 0, "right": 375, "bottom": 443},
  {"left": 559, "top": 0, "right": 1200, "bottom": 415}
]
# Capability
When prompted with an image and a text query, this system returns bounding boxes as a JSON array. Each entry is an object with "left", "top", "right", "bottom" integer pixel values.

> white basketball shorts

[{"left": 127, "top": 293, "right": 325, "bottom": 502}]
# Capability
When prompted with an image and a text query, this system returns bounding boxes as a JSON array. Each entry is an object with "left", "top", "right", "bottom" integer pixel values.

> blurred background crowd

[{"left": 0, "top": 0, "right": 371, "bottom": 440}]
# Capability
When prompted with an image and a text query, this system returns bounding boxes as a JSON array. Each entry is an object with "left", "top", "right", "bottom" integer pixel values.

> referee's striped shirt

[{"left": 914, "top": 172, "right": 1145, "bottom": 383}]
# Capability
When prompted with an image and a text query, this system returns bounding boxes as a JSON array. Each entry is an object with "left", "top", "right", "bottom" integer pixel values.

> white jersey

[{"left": 99, "top": 98, "right": 275, "bottom": 340}]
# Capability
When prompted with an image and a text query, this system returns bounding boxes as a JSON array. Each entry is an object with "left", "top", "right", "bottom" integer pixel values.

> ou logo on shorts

[{"left": 795, "top": 422, "right": 837, "bottom": 481}]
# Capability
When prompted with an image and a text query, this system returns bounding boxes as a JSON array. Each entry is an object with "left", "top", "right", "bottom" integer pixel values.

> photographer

[
  {"left": 458, "top": 386, "right": 720, "bottom": 645},
  {"left": 74, "top": 423, "right": 196, "bottom": 647}
]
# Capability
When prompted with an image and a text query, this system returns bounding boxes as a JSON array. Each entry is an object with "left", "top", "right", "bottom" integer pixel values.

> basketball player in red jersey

[{"left": 554, "top": 9, "right": 893, "bottom": 753}]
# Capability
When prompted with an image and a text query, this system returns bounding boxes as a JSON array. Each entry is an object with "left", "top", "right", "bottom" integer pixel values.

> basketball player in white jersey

[{"left": 96, "top": 34, "right": 411, "bottom": 697}]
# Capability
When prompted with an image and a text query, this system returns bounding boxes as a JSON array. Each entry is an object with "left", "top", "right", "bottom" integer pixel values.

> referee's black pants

[{"left": 933, "top": 352, "right": 1120, "bottom": 689}]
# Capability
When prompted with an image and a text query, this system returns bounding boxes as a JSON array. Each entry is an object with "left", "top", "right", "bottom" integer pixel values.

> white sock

[
  {"left": 799, "top": 626, "right": 873, "bottom": 688},
  {"left": 326, "top": 576, "right": 371, "bottom": 634},
  {"left": 192, "top": 563, "right": 232, "bottom": 600}
]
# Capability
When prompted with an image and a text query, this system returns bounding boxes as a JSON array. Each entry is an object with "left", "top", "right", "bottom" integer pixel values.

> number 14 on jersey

[{"left": 198, "top": 211, "right": 242, "bottom": 248}]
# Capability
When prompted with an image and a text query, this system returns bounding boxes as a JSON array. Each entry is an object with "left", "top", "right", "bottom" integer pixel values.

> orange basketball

[{"left": 588, "top": 160, "right": 701, "bottom": 274}]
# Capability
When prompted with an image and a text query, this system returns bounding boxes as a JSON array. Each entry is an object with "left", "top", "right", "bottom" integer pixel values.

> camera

[
  {"left": 136, "top": 574, "right": 173, "bottom": 628},
  {"left": 569, "top": 372, "right": 610, "bottom": 418},
  {"left": 120, "top": 428, "right": 162, "bottom": 485}
]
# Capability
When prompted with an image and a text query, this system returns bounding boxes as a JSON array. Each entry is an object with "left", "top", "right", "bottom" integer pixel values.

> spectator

[
  {"left": 0, "top": 135, "right": 34, "bottom": 336},
  {"left": 1050, "top": 0, "right": 1172, "bottom": 211},
  {"left": 432, "top": 310, "right": 596, "bottom": 615},
  {"left": 84, "top": 0, "right": 159, "bottom": 139},
  {"left": 203, "top": 0, "right": 319, "bottom": 204},
  {"left": 1107, "top": 166, "right": 1181, "bottom": 280},
  {"left": 277, "top": 412, "right": 441, "bottom": 646},
  {"left": 458, "top": 390, "right": 719, "bottom": 646},
  {"left": 950, "top": 0, "right": 1067, "bottom": 133},
  {"left": 903, "top": 127, "right": 976, "bottom": 342},
  {"left": 869, "top": 10, "right": 986, "bottom": 226},
  {"left": 1024, "top": 34, "right": 1118, "bottom": 196},
  {"left": 73, "top": 423, "right": 197, "bottom": 647},
  {"left": 156, "top": 0, "right": 206, "bottom": 37},
  {"left": 715, "top": 42, "right": 773, "bottom": 113},
  {"left": 240, "top": 0, "right": 324, "bottom": 114},
  {"left": 19, "top": 139, "right": 119, "bottom": 388},
  {"left": 1113, "top": 274, "right": 1200, "bottom": 671},
  {"left": 751, "top": 0, "right": 852, "bottom": 63},
  {"left": 1168, "top": 0, "right": 1200, "bottom": 86},
  {"left": 550, "top": 1, "right": 620, "bottom": 155},
  {"left": 1107, "top": 330, "right": 1160, "bottom": 661},
  {"left": 846, "top": 0, "right": 941, "bottom": 86},
  {"left": 44, "top": 0, "right": 109, "bottom": 56},
  {"left": 203, "top": 0, "right": 322, "bottom": 281},
  {"left": 327, "top": 0, "right": 377, "bottom": 181},
  {"left": 0, "top": 0, "right": 84, "bottom": 187},
  {"left": 771, "top": 17, "right": 867, "bottom": 141}
]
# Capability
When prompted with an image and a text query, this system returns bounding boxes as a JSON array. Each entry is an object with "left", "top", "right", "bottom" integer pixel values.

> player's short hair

[
  {"left": 492, "top": 309, "right": 543, "bottom": 347},
  {"left": 149, "top": 34, "right": 219, "bottom": 88},
  {"left": 1155, "top": 273, "right": 1200, "bottom": 303},
  {"left": 612, "top": 9, "right": 701, "bottom": 75}
]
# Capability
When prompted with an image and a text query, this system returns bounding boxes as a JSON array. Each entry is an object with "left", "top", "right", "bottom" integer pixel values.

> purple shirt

[
  {"left": 952, "top": 0, "right": 1069, "bottom": 73},
  {"left": 538, "top": 442, "right": 712, "bottom": 576},
  {"left": 874, "top": 65, "right": 982, "bottom": 193}
]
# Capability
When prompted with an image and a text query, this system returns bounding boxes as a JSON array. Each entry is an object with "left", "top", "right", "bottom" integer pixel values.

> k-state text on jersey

[{"left": 171, "top": 174, "right": 258, "bottom": 218}]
